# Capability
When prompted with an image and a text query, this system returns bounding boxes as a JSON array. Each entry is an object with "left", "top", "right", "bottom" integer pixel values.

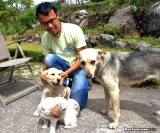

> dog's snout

[
  {"left": 57, "top": 78, "right": 61, "bottom": 83},
  {"left": 86, "top": 74, "right": 92, "bottom": 79}
]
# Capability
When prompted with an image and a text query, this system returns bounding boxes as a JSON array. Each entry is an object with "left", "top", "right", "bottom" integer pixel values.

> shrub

[
  {"left": 81, "top": 24, "right": 90, "bottom": 35},
  {"left": 65, "top": 1, "right": 118, "bottom": 12},
  {"left": 34, "top": 24, "right": 44, "bottom": 36},
  {"left": 8, "top": 48, "right": 44, "bottom": 62},
  {"left": 0, "top": 22, "right": 7, "bottom": 35},
  {"left": 14, "top": 7, "right": 37, "bottom": 35},
  {"left": 103, "top": 24, "right": 121, "bottom": 35}
]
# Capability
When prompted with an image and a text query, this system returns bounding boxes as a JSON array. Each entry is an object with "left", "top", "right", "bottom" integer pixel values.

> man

[{"left": 36, "top": 2, "right": 89, "bottom": 109}]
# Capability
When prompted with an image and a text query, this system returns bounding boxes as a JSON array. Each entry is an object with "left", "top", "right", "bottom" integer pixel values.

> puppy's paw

[
  {"left": 100, "top": 110, "right": 109, "bottom": 115},
  {"left": 154, "top": 111, "right": 160, "bottom": 116},
  {"left": 33, "top": 111, "right": 40, "bottom": 117},
  {"left": 108, "top": 122, "right": 118, "bottom": 129}
]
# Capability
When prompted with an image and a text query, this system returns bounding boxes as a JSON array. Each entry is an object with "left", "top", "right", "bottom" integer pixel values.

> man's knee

[
  {"left": 44, "top": 54, "right": 56, "bottom": 68},
  {"left": 70, "top": 89, "right": 88, "bottom": 110}
]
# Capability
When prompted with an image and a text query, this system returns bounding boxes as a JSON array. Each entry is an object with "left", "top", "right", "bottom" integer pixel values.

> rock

[
  {"left": 126, "top": 41, "right": 137, "bottom": 49},
  {"left": 141, "top": 2, "right": 160, "bottom": 37},
  {"left": 108, "top": 6, "right": 137, "bottom": 34},
  {"left": 75, "top": 19, "right": 81, "bottom": 24},
  {"left": 99, "top": 34, "right": 116, "bottom": 47},
  {"left": 150, "top": 48, "right": 160, "bottom": 52},
  {"left": 85, "top": 35, "right": 90, "bottom": 45},
  {"left": 70, "top": 14, "right": 76, "bottom": 24},
  {"left": 79, "top": 9, "right": 88, "bottom": 16},
  {"left": 28, "top": 39, "right": 32, "bottom": 43},
  {"left": 115, "top": 41, "right": 126, "bottom": 48},
  {"left": 135, "top": 42, "right": 152, "bottom": 51},
  {"left": 79, "top": 16, "right": 85, "bottom": 20},
  {"left": 75, "top": 9, "right": 88, "bottom": 16},
  {"left": 79, "top": 18, "right": 89, "bottom": 27},
  {"left": 89, "top": 36, "right": 99, "bottom": 46}
]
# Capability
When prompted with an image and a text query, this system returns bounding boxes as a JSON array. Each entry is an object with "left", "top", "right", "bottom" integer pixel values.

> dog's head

[
  {"left": 41, "top": 68, "right": 68, "bottom": 87},
  {"left": 77, "top": 48, "right": 106, "bottom": 79}
]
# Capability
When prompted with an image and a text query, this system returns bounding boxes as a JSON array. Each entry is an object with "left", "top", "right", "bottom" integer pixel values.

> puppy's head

[
  {"left": 50, "top": 103, "right": 67, "bottom": 118},
  {"left": 77, "top": 48, "right": 105, "bottom": 79},
  {"left": 45, "top": 68, "right": 68, "bottom": 87}
]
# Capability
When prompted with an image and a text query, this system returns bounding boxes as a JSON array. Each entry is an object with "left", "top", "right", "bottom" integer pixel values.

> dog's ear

[
  {"left": 50, "top": 104, "right": 61, "bottom": 118},
  {"left": 77, "top": 52, "right": 80, "bottom": 57},
  {"left": 77, "top": 52, "right": 81, "bottom": 60},
  {"left": 41, "top": 70, "right": 48, "bottom": 80},
  {"left": 97, "top": 49, "right": 106, "bottom": 59}
]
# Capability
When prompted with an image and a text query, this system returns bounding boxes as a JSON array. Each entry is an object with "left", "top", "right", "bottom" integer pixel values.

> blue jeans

[{"left": 44, "top": 54, "right": 89, "bottom": 109}]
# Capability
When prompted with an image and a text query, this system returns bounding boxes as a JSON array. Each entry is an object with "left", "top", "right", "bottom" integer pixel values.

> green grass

[
  {"left": 92, "top": 44, "right": 133, "bottom": 52},
  {"left": 119, "top": 34, "right": 160, "bottom": 46},
  {"left": 6, "top": 42, "right": 42, "bottom": 52},
  {"left": 4, "top": 35, "right": 42, "bottom": 52}
]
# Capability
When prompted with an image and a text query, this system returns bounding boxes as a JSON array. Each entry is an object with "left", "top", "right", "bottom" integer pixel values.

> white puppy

[{"left": 37, "top": 97, "right": 80, "bottom": 133}]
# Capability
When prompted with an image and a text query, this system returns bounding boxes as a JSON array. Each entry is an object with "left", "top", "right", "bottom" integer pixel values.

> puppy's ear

[
  {"left": 50, "top": 104, "right": 61, "bottom": 118},
  {"left": 97, "top": 49, "right": 106, "bottom": 59},
  {"left": 41, "top": 70, "right": 48, "bottom": 80}
]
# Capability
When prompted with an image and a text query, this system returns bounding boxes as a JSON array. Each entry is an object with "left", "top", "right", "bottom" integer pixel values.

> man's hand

[
  {"left": 59, "top": 76, "right": 65, "bottom": 86},
  {"left": 59, "top": 72, "right": 68, "bottom": 86}
]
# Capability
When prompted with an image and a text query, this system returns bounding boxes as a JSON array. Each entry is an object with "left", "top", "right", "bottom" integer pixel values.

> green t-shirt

[{"left": 41, "top": 22, "right": 86, "bottom": 67}]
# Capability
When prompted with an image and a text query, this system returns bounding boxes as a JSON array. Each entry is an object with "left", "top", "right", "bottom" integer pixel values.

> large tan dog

[
  {"left": 78, "top": 48, "right": 160, "bottom": 129},
  {"left": 34, "top": 68, "right": 70, "bottom": 117}
]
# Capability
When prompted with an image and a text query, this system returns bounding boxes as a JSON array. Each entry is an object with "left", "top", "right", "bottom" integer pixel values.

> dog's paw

[
  {"left": 42, "top": 125, "right": 48, "bottom": 129},
  {"left": 100, "top": 110, "right": 109, "bottom": 115},
  {"left": 154, "top": 111, "right": 160, "bottom": 116},
  {"left": 108, "top": 122, "right": 118, "bottom": 129},
  {"left": 64, "top": 124, "right": 77, "bottom": 129},
  {"left": 33, "top": 111, "right": 40, "bottom": 117}
]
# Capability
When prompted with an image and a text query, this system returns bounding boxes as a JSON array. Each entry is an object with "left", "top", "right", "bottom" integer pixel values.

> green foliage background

[
  {"left": 0, "top": 0, "right": 61, "bottom": 35},
  {"left": 0, "top": 0, "right": 159, "bottom": 36}
]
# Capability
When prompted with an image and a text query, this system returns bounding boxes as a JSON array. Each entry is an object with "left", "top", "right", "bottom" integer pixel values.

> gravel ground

[{"left": 0, "top": 75, "right": 159, "bottom": 133}]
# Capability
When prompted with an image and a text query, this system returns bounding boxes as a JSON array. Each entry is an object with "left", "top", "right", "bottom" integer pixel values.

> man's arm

[
  {"left": 59, "top": 46, "right": 85, "bottom": 86},
  {"left": 64, "top": 46, "right": 85, "bottom": 76}
]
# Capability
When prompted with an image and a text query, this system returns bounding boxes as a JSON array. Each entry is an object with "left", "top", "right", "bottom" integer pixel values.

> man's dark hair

[{"left": 36, "top": 2, "right": 57, "bottom": 19}]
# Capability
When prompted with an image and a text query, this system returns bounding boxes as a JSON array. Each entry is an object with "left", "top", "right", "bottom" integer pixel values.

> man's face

[{"left": 38, "top": 9, "right": 61, "bottom": 36}]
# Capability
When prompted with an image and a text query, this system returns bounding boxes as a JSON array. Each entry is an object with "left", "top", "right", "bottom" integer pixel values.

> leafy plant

[
  {"left": 34, "top": 24, "right": 44, "bottom": 35},
  {"left": 103, "top": 24, "right": 121, "bottom": 35},
  {"left": 81, "top": 24, "right": 90, "bottom": 35},
  {"left": 8, "top": 48, "right": 44, "bottom": 62}
]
